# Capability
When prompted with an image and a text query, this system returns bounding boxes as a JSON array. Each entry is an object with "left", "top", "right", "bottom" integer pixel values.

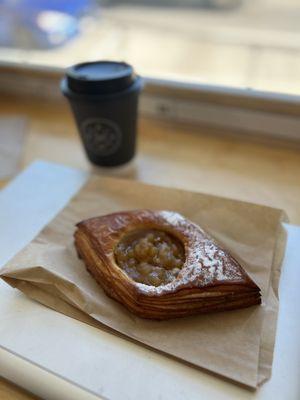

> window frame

[{"left": 0, "top": 61, "right": 299, "bottom": 144}]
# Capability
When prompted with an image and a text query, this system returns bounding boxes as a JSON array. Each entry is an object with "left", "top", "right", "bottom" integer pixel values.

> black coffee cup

[{"left": 61, "top": 61, "right": 142, "bottom": 167}]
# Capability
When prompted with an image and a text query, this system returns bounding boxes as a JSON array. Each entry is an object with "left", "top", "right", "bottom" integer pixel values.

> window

[{"left": 0, "top": 0, "right": 299, "bottom": 95}]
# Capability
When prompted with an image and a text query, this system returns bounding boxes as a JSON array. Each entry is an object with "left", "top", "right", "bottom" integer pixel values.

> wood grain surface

[{"left": 0, "top": 93, "right": 300, "bottom": 398}]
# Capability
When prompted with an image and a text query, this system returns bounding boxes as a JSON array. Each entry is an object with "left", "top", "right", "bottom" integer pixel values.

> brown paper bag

[{"left": 0, "top": 176, "right": 287, "bottom": 388}]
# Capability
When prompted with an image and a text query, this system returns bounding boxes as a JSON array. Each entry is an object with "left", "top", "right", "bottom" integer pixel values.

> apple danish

[{"left": 74, "top": 210, "right": 261, "bottom": 319}]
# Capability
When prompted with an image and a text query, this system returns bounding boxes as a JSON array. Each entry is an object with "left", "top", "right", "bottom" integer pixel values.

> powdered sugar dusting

[
  {"left": 188, "top": 240, "right": 243, "bottom": 287},
  {"left": 160, "top": 211, "right": 186, "bottom": 226},
  {"left": 126, "top": 210, "right": 247, "bottom": 296}
]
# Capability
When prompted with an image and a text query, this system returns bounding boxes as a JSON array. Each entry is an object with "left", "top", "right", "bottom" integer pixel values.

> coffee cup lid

[{"left": 65, "top": 61, "right": 136, "bottom": 95}]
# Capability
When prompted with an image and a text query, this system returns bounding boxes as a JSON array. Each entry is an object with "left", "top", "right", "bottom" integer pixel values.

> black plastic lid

[{"left": 65, "top": 61, "right": 136, "bottom": 95}]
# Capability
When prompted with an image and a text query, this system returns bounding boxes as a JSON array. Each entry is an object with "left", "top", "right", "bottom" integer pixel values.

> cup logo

[{"left": 81, "top": 118, "right": 122, "bottom": 156}]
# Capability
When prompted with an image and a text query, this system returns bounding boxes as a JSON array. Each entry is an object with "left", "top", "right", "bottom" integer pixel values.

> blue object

[{"left": 0, "top": 0, "right": 96, "bottom": 49}]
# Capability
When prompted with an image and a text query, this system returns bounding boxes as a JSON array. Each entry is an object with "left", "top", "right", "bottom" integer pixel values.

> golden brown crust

[{"left": 74, "top": 210, "right": 261, "bottom": 319}]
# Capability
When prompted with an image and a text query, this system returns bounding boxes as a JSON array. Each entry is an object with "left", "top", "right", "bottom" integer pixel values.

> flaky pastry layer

[{"left": 74, "top": 210, "right": 261, "bottom": 319}]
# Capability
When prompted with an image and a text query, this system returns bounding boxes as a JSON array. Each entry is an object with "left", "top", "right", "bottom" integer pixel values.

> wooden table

[{"left": 1, "top": 93, "right": 300, "bottom": 399}]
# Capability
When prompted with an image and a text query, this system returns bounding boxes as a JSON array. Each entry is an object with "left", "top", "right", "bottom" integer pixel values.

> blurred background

[{"left": 0, "top": 0, "right": 299, "bottom": 94}]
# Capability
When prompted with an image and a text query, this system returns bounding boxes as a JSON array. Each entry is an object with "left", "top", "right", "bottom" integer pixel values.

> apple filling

[{"left": 114, "top": 229, "right": 185, "bottom": 286}]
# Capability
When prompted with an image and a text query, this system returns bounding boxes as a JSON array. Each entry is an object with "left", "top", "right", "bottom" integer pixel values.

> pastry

[{"left": 74, "top": 210, "right": 261, "bottom": 319}]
